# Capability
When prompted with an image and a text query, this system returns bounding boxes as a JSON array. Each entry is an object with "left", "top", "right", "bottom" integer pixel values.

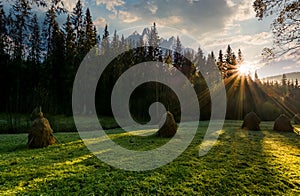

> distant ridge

[{"left": 262, "top": 72, "right": 300, "bottom": 81}]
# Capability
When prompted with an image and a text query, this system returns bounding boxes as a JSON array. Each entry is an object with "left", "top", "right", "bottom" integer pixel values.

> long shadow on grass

[
  {"left": 205, "top": 126, "right": 299, "bottom": 195},
  {"left": 270, "top": 130, "right": 300, "bottom": 149},
  {"left": 3, "top": 123, "right": 300, "bottom": 195},
  {"left": 0, "top": 134, "right": 97, "bottom": 195}
]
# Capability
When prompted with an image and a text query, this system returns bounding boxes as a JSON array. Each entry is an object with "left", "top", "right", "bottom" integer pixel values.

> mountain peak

[
  {"left": 142, "top": 28, "right": 150, "bottom": 36},
  {"left": 132, "top": 30, "right": 140, "bottom": 36}
]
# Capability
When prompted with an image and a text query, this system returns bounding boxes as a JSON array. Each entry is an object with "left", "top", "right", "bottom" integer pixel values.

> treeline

[
  {"left": 262, "top": 73, "right": 299, "bottom": 88},
  {"left": 0, "top": 0, "right": 245, "bottom": 119},
  {"left": 5, "top": 0, "right": 298, "bottom": 133},
  {"left": 0, "top": 0, "right": 97, "bottom": 114}
]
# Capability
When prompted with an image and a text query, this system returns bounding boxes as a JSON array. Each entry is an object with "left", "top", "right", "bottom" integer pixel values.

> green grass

[{"left": 0, "top": 121, "right": 299, "bottom": 195}]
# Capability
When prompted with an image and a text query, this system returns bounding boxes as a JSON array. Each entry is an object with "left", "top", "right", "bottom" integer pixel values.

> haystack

[
  {"left": 28, "top": 110, "right": 55, "bottom": 148},
  {"left": 242, "top": 112, "right": 261, "bottom": 130},
  {"left": 294, "top": 114, "right": 300, "bottom": 125},
  {"left": 157, "top": 111, "right": 178, "bottom": 138},
  {"left": 273, "top": 114, "right": 293, "bottom": 132}
]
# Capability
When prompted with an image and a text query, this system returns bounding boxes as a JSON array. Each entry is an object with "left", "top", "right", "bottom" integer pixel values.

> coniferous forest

[{"left": 1, "top": 0, "right": 300, "bottom": 133}]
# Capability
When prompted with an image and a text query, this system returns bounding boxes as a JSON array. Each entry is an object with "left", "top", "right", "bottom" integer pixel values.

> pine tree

[
  {"left": 71, "top": 0, "right": 83, "bottom": 42},
  {"left": 101, "top": 24, "right": 109, "bottom": 55},
  {"left": 48, "top": 20, "right": 66, "bottom": 113},
  {"left": 225, "top": 45, "right": 237, "bottom": 78},
  {"left": 84, "top": 8, "right": 97, "bottom": 54},
  {"left": 111, "top": 29, "right": 119, "bottom": 51},
  {"left": 254, "top": 70, "right": 259, "bottom": 82},
  {"left": 206, "top": 51, "right": 216, "bottom": 69},
  {"left": 10, "top": 0, "right": 32, "bottom": 60},
  {"left": 148, "top": 22, "right": 161, "bottom": 61},
  {"left": 120, "top": 34, "right": 125, "bottom": 51},
  {"left": 217, "top": 50, "right": 226, "bottom": 78},
  {"left": 135, "top": 33, "right": 146, "bottom": 63},
  {"left": 0, "top": 3, "right": 7, "bottom": 57},
  {"left": 28, "top": 14, "right": 41, "bottom": 64},
  {"left": 282, "top": 74, "right": 287, "bottom": 86},
  {"left": 195, "top": 47, "right": 205, "bottom": 69},
  {"left": 63, "top": 14, "right": 76, "bottom": 98},
  {"left": 43, "top": 5, "right": 56, "bottom": 56},
  {"left": 238, "top": 49, "right": 243, "bottom": 64},
  {"left": 164, "top": 49, "right": 172, "bottom": 66},
  {"left": 174, "top": 36, "right": 183, "bottom": 67},
  {"left": 225, "top": 45, "right": 234, "bottom": 64},
  {"left": 71, "top": 0, "right": 85, "bottom": 62},
  {"left": 0, "top": 2, "right": 10, "bottom": 112},
  {"left": 64, "top": 14, "right": 75, "bottom": 66}
]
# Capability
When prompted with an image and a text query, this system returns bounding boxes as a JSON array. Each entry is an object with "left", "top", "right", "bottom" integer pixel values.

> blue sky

[{"left": 6, "top": 0, "right": 300, "bottom": 78}]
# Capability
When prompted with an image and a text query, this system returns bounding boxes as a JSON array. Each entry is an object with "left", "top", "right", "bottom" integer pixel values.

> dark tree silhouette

[{"left": 253, "top": 0, "right": 300, "bottom": 58}]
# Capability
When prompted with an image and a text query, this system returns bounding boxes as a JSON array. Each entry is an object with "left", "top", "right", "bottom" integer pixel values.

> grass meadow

[{"left": 0, "top": 121, "right": 299, "bottom": 195}]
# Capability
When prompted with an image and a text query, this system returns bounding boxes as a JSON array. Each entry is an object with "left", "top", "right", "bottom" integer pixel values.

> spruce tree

[
  {"left": 0, "top": 3, "right": 6, "bottom": 54},
  {"left": 10, "top": 0, "right": 32, "bottom": 60},
  {"left": 148, "top": 22, "right": 161, "bottom": 61},
  {"left": 196, "top": 47, "right": 205, "bottom": 68},
  {"left": 225, "top": 45, "right": 237, "bottom": 78},
  {"left": 238, "top": 49, "right": 243, "bottom": 64},
  {"left": 28, "top": 14, "right": 41, "bottom": 64},
  {"left": 71, "top": 0, "right": 85, "bottom": 62},
  {"left": 282, "top": 74, "right": 287, "bottom": 86},
  {"left": 43, "top": 5, "right": 56, "bottom": 56},
  {"left": 174, "top": 36, "right": 183, "bottom": 67},
  {"left": 101, "top": 24, "right": 109, "bottom": 55},
  {"left": 217, "top": 50, "right": 226, "bottom": 78},
  {"left": 84, "top": 8, "right": 97, "bottom": 54},
  {"left": 64, "top": 14, "right": 75, "bottom": 67}
]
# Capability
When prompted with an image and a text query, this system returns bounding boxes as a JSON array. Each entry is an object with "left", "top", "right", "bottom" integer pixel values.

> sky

[{"left": 5, "top": 0, "right": 300, "bottom": 78}]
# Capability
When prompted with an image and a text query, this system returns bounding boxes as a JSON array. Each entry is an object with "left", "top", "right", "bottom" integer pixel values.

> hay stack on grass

[
  {"left": 242, "top": 112, "right": 261, "bottom": 130},
  {"left": 293, "top": 114, "right": 300, "bottom": 125},
  {"left": 28, "top": 110, "right": 55, "bottom": 148},
  {"left": 157, "top": 111, "right": 178, "bottom": 138},
  {"left": 273, "top": 114, "right": 293, "bottom": 132}
]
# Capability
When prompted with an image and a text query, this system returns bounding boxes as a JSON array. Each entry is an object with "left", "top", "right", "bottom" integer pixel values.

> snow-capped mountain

[
  {"left": 160, "top": 36, "right": 177, "bottom": 50},
  {"left": 126, "top": 28, "right": 185, "bottom": 51},
  {"left": 126, "top": 28, "right": 151, "bottom": 47}
]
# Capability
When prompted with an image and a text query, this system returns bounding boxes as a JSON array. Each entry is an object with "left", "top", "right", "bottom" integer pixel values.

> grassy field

[{"left": 0, "top": 121, "right": 299, "bottom": 195}]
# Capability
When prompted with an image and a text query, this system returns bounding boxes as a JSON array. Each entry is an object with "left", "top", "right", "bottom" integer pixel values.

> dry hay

[
  {"left": 273, "top": 114, "right": 294, "bottom": 132},
  {"left": 28, "top": 111, "right": 55, "bottom": 148},
  {"left": 294, "top": 114, "right": 300, "bottom": 125},
  {"left": 157, "top": 111, "right": 178, "bottom": 138},
  {"left": 242, "top": 112, "right": 261, "bottom": 131}
]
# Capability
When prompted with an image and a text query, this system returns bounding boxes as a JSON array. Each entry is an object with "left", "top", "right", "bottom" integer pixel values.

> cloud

[
  {"left": 62, "top": 0, "right": 86, "bottom": 12},
  {"left": 94, "top": 17, "right": 107, "bottom": 28},
  {"left": 283, "top": 66, "right": 293, "bottom": 70},
  {"left": 118, "top": 0, "right": 233, "bottom": 35},
  {"left": 225, "top": 0, "right": 235, "bottom": 7},
  {"left": 155, "top": 16, "right": 182, "bottom": 26},
  {"left": 201, "top": 31, "right": 272, "bottom": 50},
  {"left": 95, "top": 0, "right": 125, "bottom": 12},
  {"left": 145, "top": 1, "right": 158, "bottom": 14},
  {"left": 222, "top": 0, "right": 256, "bottom": 35},
  {"left": 118, "top": 11, "right": 141, "bottom": 23}
]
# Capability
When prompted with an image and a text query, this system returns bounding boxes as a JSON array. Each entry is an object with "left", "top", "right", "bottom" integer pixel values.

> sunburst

[{"left": 238, "top": 63, "right": 252, "bottom": 75}]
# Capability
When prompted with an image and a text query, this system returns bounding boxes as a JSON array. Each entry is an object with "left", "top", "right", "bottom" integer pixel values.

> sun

[{"left": 238, "top": 63, "right": 252, "bottom": 75}]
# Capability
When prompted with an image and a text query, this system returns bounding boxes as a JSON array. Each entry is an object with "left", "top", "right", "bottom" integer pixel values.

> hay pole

[
  {"left": 10, "top": 135, "right": 29, "bottom": 152},
  {"left": 53, "top": 134, "right": 61, "bottom": 144}
]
